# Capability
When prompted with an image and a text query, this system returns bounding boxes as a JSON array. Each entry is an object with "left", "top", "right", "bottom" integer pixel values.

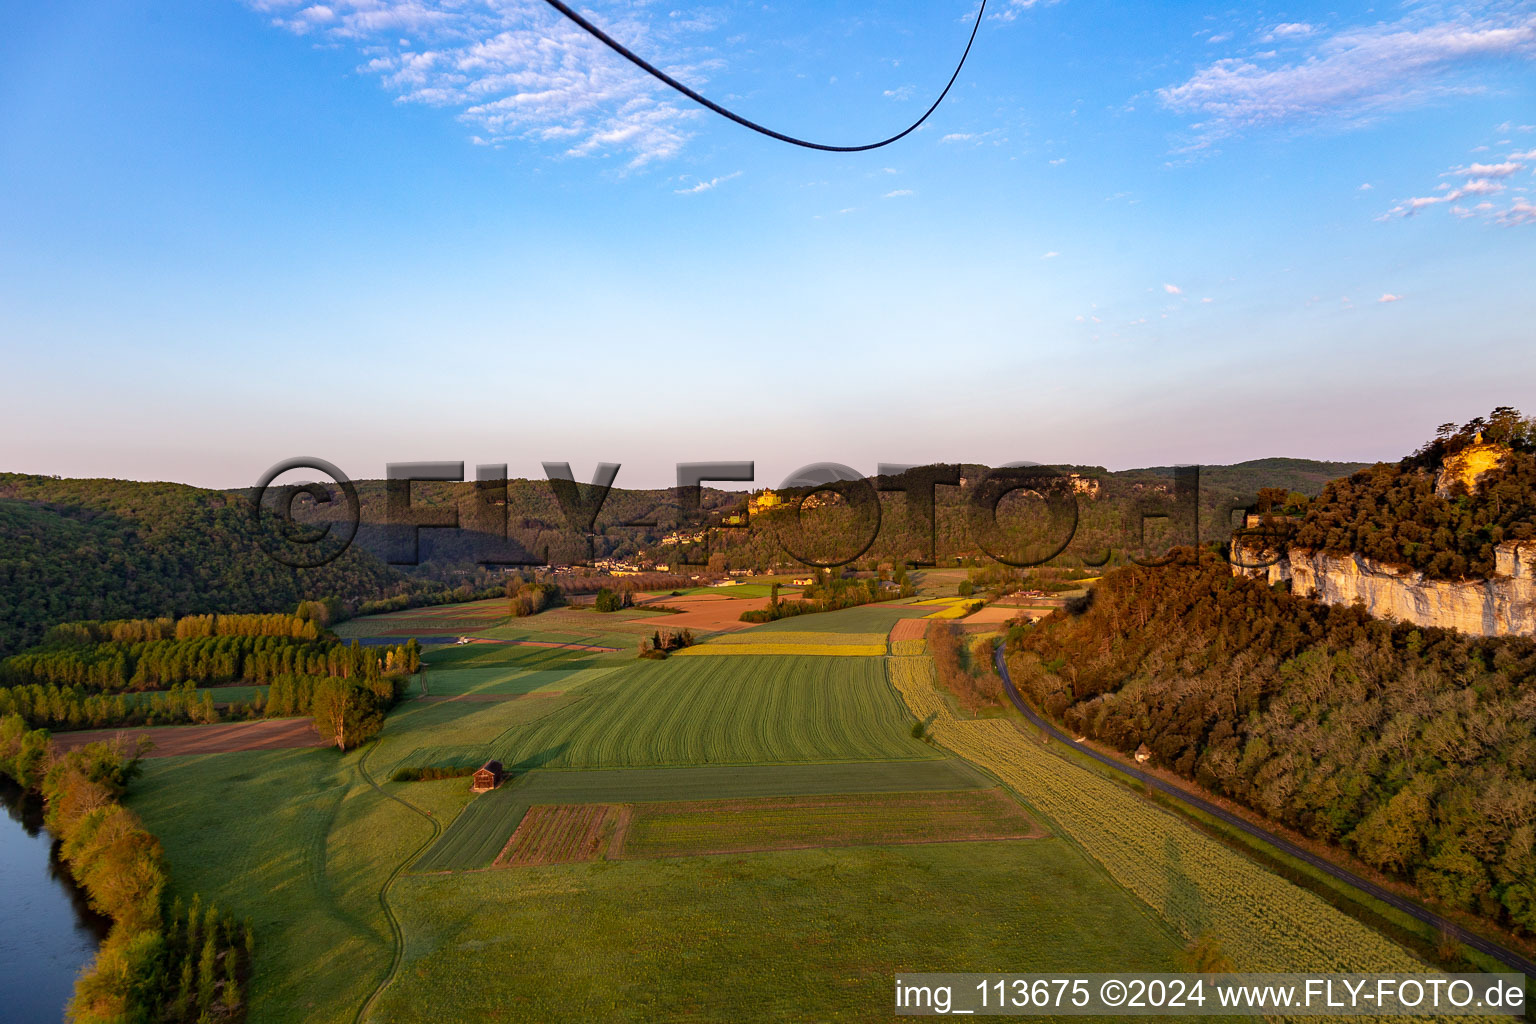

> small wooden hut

[{"left": 470, "top": 760, "right": 504, "bottom": 793}]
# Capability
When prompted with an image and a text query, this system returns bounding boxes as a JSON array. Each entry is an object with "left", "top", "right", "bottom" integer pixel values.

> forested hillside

[
  {"left": 416, "top": 458, "right": 1362, "bottom": 572},
  {"left": 1009, "top": 557, "right": 1536, "bottom": 936},
  {"left": 0, "top": 475, "right": 414, "bottom": 658},
  {"left": 0, "top": 458, "right": 1368, "bottom": 658}
]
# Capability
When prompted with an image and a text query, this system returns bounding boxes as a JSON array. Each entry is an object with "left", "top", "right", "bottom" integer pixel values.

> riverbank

[{"left": 0, "top": 778, "right": 108, "bottom": 1022}]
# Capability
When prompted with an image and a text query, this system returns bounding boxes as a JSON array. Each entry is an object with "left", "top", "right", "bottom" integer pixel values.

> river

[{"left": 0, "top": 779, "right": 109, "bottom": 1023}]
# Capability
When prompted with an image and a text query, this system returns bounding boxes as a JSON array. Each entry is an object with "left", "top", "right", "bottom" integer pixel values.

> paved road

[{"left": 992, "top": 647, "right": 1536, "bottom": 979}]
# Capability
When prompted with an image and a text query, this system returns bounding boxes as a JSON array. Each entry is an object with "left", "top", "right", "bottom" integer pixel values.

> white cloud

[
  {"left": 1459, "top": 178, "right": 1508, "bottom": 195},
  {"left": 673, "top": 171, "right": 741, "bottom": 195},
  {"left": 1041, "top": 251, "right": 1060, "bottom": 259},
  {"left": 1499, "top": 198, "right": 1536, "bottom": 225},
  {"left": 1163, "top": 283, "right": 1182, "bottom": 295},
  {"left": 1201, "top": 296, "right": 1214, "bottom": 303},
  {"left": 883, "top": 86, "right": 915, "bottom": 101},
  {"left": 1160, "top": 9, "right": 1536, "bottom": 147},
  {"left": 992, "top": 0, "right": 1060, "bottom": 24},
  {"left": 1379, "top": 293, "right": 1404, "bottom": 303},
  {"left": 1443, "top": 161, "right": 1524, "bottom": 177},
  {"left": 1386, "top": 143, "right": 1532, "bottom": 223},
  {"left": 1358, "top": 182, "right": 1373, "bottom": 190},
  {"left": 1264, "top": 22, "right": 1315, "bottom": 41},
  {"left": 883, "top": 189, "right": 915, "bottom": 198},
  {"left": 246, "top": 0, "right": 725, "bottom": 167},
  {"left": 940, "top": 133, "right": 975, "bottom": 143}
]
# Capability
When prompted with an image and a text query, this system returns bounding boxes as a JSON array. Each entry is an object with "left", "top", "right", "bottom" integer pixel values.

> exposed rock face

[
  {"left": 1230, "top": 541, "right": 1536, "bottom": 637},
  {"left": 1434, "top": 440, "right": 1511, "bottom": 498}
]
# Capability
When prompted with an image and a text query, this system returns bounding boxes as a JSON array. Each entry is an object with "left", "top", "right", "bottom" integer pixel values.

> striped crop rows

[
  {"left": 673, "top": 643, "right": 884, "bottom": 658},
  {"left": 703, "top": 631, "right": 889, "bottom": 646},
  {"left": 489, "top": 655, "right": 936, "bottom": 769}
]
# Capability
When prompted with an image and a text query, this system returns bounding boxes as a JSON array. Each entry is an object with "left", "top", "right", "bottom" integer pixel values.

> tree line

[
  {"left": 927, "top": 621, "right": 1005, "bottom": 714},
  {"left": 2, "top": 631, "right": 418, "bottom": 692},
  {"left": 0, "top": 680, "right": 222, "bottom": 731},
  {"left": 0, "top": 614, "right": 420, "bottom": 743},
  {"left": 47, "top": 610, "right": 333, "bottom": 645},
  {"left": 0, "top": 666, "right": 414, "bottom": 743},
  {"left": 1008, "top": 554, "right": 1536, "bottom": 937},
  {"left": 740, "top": 572, "right": 914, "bottom": 623}
]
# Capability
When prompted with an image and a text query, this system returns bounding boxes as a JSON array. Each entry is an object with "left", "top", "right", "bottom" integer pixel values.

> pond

[{"left": 0, "top": 779, "right": 109, "bottom": 1023}]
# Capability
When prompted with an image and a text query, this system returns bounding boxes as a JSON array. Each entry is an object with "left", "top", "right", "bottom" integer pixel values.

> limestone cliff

[{"left": 1230, "top": 541, "right": 1536, "bottom": 637}]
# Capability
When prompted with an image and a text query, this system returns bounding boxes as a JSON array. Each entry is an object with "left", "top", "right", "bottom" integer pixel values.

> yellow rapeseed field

[{"left": 704, "top": 631, "right": 887, "bottom": 646}]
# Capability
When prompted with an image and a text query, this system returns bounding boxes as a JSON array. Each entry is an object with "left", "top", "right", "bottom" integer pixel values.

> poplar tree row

[{"left": 2, "top": 630, "right": 419, "bottom": 692}]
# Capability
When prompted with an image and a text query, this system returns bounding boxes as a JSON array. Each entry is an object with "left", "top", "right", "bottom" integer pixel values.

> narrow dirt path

[{"left": 353, "top": 679, "right": 444, "bottom": 1024}]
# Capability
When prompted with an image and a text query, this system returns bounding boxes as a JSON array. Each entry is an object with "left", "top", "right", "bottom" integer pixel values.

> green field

[
  {"left": 413, "top": 784, "right": 528, "bottom": 871},
  {"left": 403, "top": 646, "right": 938, "bottom": 772},
  {"left": 511, "top": 606, "right": 685, "bottom": 635},
  {"left": 129, "top": 747, "right": 455, "bottom": 1024},
  {"left": 620, "top": 789, "right": 1041, "bottom": 859},
  {"left": 331, "top": 599, "right": 510, "bottom": 638},
  {"left": 375, "top": 842, "right": 1184, "bottom": 1023},
  {"left": 693, "top": 630, "right": 887, "bottom": 646},
  {"left": 676, "top": 629, "right": 888, "bottom": 657},
  {"left": 747, "top": 603, "right": 930, "bottom": 634},
  {"left": 423, "top": 641, "right": 611, "bottom": 671},
  {"left": 476, "top": 622, "right": 653, "bottom": 649},
  {"left": 417, "top": 645, "right": 624, "bottom": 697},
  {"left": 425, "top": 664, "right": 619, "bottom": 697},
  {"left": 370, "top": 693, "right": 590, "bottom": 777},
  {"left": 672, "top": 641, "right": 885, "bottom": 657},
  {"left": 671, "top": 583, "right": 780, "bottom": 599},
  {"left": 413, "top": 759, "right": 994, "bottom": 872},
  {"left": 480, "top": 655, "right": 936, "bottom": 769}
]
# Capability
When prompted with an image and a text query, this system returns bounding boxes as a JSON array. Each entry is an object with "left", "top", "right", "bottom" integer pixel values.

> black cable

[{"left": 538, "top": 0, "right": 988, "bottom": 152}]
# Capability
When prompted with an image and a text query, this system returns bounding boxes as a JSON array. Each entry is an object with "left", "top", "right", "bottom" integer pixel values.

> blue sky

[{"left": 2, "top": 0, "right": 1534, "bottom": 490}]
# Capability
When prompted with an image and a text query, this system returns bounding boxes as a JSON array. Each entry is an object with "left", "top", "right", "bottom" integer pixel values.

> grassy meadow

[
  {"left": 747, "top": 603, "right": 930, "bottom": 634},
  {"left": 413, "top": 759, "right": 997, "bottom": 873},
  {"left": 474, "top": 655, "right": 938, "bottom": 770},
  {"left": 377, "top": 842, "right": 1183, "bottom": 1023},
  {"left": 129, "top": 746, "right": 442, "bottom": 1024},
  {"left": 618, "top": 788, "right": 1042, "bottom": 858}
]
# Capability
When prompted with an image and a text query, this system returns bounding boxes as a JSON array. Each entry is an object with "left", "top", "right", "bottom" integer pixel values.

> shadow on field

[
  {"left": 509, "top": 742, "right": 571, "bottom": 774},
  {"left": 423, "top": 644, "right": 600, "bottom": 673}
]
